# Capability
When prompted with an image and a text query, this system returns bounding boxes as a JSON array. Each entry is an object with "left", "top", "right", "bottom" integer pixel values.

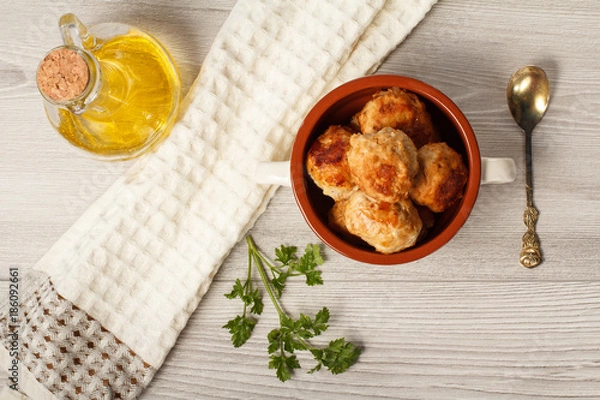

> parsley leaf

[
  {"left": 269, "top": 353, "right": 300, "bottom": 382},
  {"left": 222, "top": 262, "right": 263, "bottom": 348},
  {"left": 274, "top": 245, "right": 297, "bottom": 265},
  {"left": 223, "top": 315, "right": 256, "bottom": 348},
  {"left": 312, "top": 338, "right": 362, "bottom": 375}
]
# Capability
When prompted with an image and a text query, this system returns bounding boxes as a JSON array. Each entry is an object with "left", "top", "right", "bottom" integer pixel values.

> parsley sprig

[{"left": 223, "top": 235, "right": 361, "bottom": 382}]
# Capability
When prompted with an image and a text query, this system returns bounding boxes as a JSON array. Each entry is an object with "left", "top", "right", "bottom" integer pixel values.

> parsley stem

[
  {"left": 241, "top": 244, "right": 254, "bottom": 316},
  {"left": 293, "top": 335, "right": 314, "bottom": 351},
  {"left": 246, "top": 236, "right": 286, "bottom": 320},
  {"left": 246, "top": 241, "right": 253, "bottom": 283}
]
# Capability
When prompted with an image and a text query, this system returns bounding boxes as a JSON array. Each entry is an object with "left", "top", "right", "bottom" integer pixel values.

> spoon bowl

[
  {"left": 507, "top": 66, "right": 550, "bottom": 134},
  {"left": 507, "top": 66, "right": 550, "bottom": 268}
]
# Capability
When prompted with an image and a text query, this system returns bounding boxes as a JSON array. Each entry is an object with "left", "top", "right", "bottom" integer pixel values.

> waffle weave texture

[{"left": 0, "top": 0, "right": 437, "bottom": 398}]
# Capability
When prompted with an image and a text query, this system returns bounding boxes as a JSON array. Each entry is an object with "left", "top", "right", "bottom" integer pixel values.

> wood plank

[{"left": 147, "top": 279, "right": 600, "bottom": 399}]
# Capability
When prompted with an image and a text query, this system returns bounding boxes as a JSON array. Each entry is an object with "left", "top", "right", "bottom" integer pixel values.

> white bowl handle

[
  {"left": 255, "top": 161, "right": 291, "bottom": 186},
  {"left": 481, "top": 157, "right": 516, "bottom": 185}
]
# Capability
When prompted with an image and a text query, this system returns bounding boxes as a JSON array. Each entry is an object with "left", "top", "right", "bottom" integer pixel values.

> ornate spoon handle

[
  {"left": 521, "top": 204, "right": 541, "bottom": 267},
  {"left": 520, "top": 130, "right": 542, "bottom": 268}
]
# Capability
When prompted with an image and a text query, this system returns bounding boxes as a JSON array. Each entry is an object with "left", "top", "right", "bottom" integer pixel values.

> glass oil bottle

[{"left": 37, "top": 13, "right": 181, "bottom": 160}]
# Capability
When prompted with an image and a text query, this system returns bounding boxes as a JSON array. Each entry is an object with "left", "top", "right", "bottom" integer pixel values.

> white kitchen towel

[{"left": 0, "top": 0, "right": 437, "bottom": 398}]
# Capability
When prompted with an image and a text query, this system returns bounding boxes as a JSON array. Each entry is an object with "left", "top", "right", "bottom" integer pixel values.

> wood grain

[
  {"left": 148, "top": 279, "right": 600, "bottom": 399},
  {"left": 1, "top": 0, "right": 599, "bottom": 398}
]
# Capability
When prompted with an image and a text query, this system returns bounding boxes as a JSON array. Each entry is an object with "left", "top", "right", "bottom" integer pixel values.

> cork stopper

[{"left": 37, "top": 48, "right": 90, "bottom": 102}]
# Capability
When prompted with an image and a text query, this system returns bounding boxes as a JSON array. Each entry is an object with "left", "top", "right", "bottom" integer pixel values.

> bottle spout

[
  {"left": 59, "top": 13, "right": 95, "bottom": 49},
  {"left": 37, "top": 45, "right": 100, "bottom": 114}
]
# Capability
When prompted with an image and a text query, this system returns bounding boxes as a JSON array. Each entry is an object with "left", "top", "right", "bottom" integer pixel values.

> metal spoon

[{"left": 507, "top": 66, "right": 550, "bottom": 268}]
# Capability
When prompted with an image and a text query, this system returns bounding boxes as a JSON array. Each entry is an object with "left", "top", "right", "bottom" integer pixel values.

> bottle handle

[{"left": 59, "top": 13, "right": 95, "bottom": 49}]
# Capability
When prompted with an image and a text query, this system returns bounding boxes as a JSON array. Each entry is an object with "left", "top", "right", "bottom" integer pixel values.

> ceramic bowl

[{"left": 289, "top": 74, "right": 481, "bottom": 265}]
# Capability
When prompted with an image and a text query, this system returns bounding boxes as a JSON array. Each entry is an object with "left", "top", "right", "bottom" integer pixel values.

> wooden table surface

[{"left": 1, "top": 1, "right": 599, "bottom": 398}]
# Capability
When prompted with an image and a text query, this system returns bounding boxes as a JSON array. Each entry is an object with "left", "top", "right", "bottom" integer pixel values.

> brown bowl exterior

[{"left": 290, "top": 75, "right": 481, "bottom": 264}]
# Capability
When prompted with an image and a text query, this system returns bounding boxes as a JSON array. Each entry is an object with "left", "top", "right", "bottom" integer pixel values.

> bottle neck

[{"left": 37, "top": 46, "right": 101, "bottom": 114}]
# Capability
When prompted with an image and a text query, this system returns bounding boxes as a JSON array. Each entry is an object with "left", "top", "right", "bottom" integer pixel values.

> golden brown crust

[
  {"left": 352, "top": 87, "right": 439, "bottom": 148},
  {"left": 409, "top": 142, "right": 468, "bottom": 213},
  {"left": 343, "top": 190, "right": 422, "bottom": 254},
  {"left": 346, "top": 127, "right": 419, "bottom": 203},
  {"left": 306, "top": 125, "right": 356, "bottom": 201},
  {"left": 328, "top": 198, "right": 363, "bottom": 245},
  {"left": 328, "top": 200, "right": 348, "bottom": 234}
]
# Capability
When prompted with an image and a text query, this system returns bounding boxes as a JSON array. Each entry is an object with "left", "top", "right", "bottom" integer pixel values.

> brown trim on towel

[{"left": 0, "top": 271, "right": 156, "bottom": 400}]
